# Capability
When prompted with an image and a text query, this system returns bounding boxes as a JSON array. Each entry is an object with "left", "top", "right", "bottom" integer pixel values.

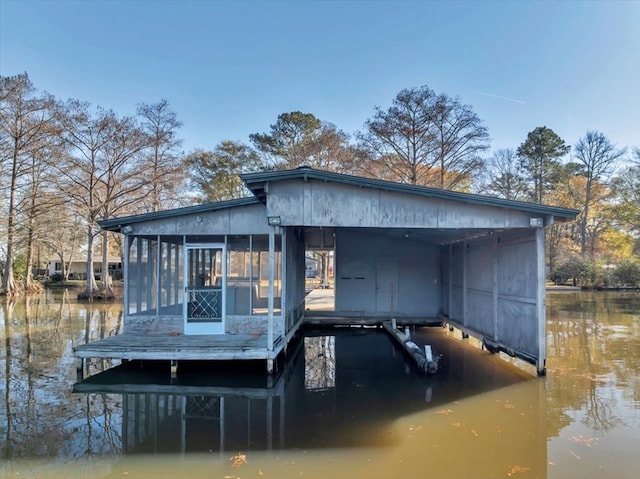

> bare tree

[
  {"left": 56, "top": 100, "right": 113, "bottom": 297},
  {"left": 358, "top": 85, "right": 489, "bottom": 190},
  {"left": 359, "top": 86, "right": 438, "bottom": 185},
  {"left": 136, "top": 99, "right": 186, "bottom": 212},
  {"left": 569, "top": 131, "right": 626, "bottom": 258},
  {"left": 612, "top": 147, "right": 640, "bottom": 241},
  {"left": 38, "top": 193, "right": 85, "bottom": 281},
  {"left": 306, "top": 122, "right": 364, "bottom": 174},
  {"left": 0, "top": 73, "right": 56, "bottom": 295},
  {"left": 430, "top": 93, "right": 489, "bottom": 190},
  {"left": 96, "top": 113, "right": 148, "bottom": 292},
  {"left": 480, "top": 148, "right": 528, "bottom": 200},
  {"left": 57, "top": 101, "right": 148, "bottom": 297},
  {"left": 20, "top": 134, "right": 62, "bottom": 291}
]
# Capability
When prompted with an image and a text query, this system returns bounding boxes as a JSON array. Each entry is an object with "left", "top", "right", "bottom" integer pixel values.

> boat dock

[{"left": 73, "top": 289, "right": 443, "bottom": 377}]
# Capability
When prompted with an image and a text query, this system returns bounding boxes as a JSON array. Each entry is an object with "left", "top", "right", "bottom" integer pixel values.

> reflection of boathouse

[
  {"left": 74, "top": 167, "right": 577, "bottom": 375},
  {"left": 73, "top": 330, "right": 546, "bottom": 460}
]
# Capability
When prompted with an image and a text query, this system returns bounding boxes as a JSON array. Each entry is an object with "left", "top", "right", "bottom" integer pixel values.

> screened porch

[{"left": 125, "top": 234, "right": 283, "bottom": 336}]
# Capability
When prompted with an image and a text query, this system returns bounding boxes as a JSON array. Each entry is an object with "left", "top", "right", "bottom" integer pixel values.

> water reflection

[
  {"left": 1, "top": 292, "right": 123, "bottom": 462},
  {"left": 545, "top": 292, "right": 640, "bottom": 479},
  {"left": 1, "top": 290, "right": 639, "bottom": 478},
  {"left": 547, "top": 292, "right": 640, "bottom": 433}
]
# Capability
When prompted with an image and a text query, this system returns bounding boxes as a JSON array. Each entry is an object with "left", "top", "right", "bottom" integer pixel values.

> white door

[
  {"left": 184, "top": 244, "right": 225, "bottom": 335},
  {"left": 376, "top": 257, "right": 398, "bottom": 313}
]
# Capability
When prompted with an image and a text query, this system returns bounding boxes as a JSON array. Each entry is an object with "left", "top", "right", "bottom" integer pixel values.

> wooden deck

[
  {"left": 73, "top": 333, "right": 284, "bottom": 361},
  {"left": 72, "top": 287, "right": 441, "bottom": 378}
]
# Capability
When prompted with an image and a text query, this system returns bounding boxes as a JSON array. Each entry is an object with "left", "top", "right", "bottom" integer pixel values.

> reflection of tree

[
  {"left": 1, "top": 292, "right": 124, "bottom": 460},
  {"left": 546, "top": 292, "right": 638, "bottom": 436},
  {"left": 2, "top": 301, "right": 15, "bottom": 459},
  {"left": 25, "top": 296, "right": 35, "bottom": 438},
  {"left": 304, "top": 336, "right": 336, "bottom": 390}
]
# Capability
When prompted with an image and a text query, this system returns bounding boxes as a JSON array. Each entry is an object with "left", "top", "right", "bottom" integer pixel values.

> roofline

[
  {"left": 241, "top": 167, "right": 579, "bottom": 219},
  {"left": 99, "top": 197, "right": 262, "bottom": 232}
]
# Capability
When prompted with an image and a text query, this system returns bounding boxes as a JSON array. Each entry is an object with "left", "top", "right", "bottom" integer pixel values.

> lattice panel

[{"left": 188, "top": 289, "right": 221, "bottom": 321}]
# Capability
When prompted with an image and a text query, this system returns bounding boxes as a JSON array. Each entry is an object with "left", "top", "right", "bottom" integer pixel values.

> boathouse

[{"left": 74, "top": 167, "right": 577, "bottom": 375}]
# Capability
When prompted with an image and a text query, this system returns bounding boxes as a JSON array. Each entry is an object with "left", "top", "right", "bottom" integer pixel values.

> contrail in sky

[{"left": 478, "top": 91, "right": 526, "bottom": 104}]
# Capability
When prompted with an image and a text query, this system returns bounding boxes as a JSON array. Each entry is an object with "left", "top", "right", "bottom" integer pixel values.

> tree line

[{"left": 1, "top": 74, "right": 638, "bottom": 297}]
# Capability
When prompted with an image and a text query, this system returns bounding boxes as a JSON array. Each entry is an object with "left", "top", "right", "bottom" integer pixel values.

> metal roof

[
  {"left": 241, "top": 166, "right": 579, "bottom": 220},
  {"left": 99, "top": 197, "right": 262, "bottom": 232}
]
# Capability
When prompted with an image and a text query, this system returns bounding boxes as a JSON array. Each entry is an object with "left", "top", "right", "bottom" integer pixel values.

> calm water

[{"left": 1, "top": 290, "right": 638, "bottom": 478}]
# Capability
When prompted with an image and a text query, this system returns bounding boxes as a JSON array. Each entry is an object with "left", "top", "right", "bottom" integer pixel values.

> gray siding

[
  {"left": 267, "top": 180, "right": 534, "bottom": 229},
  {"left": 284, "top": 227, "right": 306, "bottom": 332},
  {"left": 443, "top": 229, "right": 542, "bottom": 360},
  {"left": 124, "top": 203, "right": 271, "bottom": 236},
  {"left": 335, "top": 229, "right": 441, "bottom": 317}
]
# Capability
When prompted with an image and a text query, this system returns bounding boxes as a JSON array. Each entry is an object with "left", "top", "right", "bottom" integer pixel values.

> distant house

[
  {"left": 47, "top": 257, "right": 122, "bottom": 280},
  {"left": 305, "top": 256, "right": 318, "bottom": 278},
  {"left": 74, "top": 167, "right": 577, "bottom": 375}
]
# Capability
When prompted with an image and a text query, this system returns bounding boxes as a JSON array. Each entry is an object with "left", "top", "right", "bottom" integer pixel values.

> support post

[
  {"left": 76, "top": 357, "right": 84, "bottom": 381},
  {"left": 123, "top": 235, "right": 130, "bottom": 317},
  {"left": 267, "top": 227, "right": 275, "bottom": 354},
  {"left": 463, "top": 237, "right": 468, "bottom": 328},
  {"left": 493, "top": 233, "right": 499, "bottom": 342},
  {"left": 170, "top": 359, "right": 178, "bottom": 378},
  {"left": 535, "top": 227, "right": 547, "bottom": 376},
  {"left": 448, "top": 244, "right": 453, "bottom": 317}
]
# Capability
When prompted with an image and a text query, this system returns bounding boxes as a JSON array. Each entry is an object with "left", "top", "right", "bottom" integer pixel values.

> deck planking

[
  {"left": 73, "top": 333, "right": 282, "bottom": 361},
  {"left": 72, "top": 310, "right": 441, "bottom": 366}
]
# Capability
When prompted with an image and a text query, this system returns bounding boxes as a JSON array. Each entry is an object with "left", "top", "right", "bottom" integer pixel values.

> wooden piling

[{"left": 382, "top": 322, "right": 438, "bottom": 374}]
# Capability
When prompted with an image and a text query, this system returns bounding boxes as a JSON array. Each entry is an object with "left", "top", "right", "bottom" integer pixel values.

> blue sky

[{"left": 1, "top": 0, "right": 638, "bottom": 155}]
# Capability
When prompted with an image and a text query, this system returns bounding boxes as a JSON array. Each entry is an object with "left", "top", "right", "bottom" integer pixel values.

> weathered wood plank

[{"left": 73, "top": 333, "right": 281, "bottom": 361}]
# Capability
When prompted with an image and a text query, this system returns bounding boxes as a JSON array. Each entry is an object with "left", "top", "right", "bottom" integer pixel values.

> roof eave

[{"left": 99, "top": 197, "right": 262, "bottom": 232}]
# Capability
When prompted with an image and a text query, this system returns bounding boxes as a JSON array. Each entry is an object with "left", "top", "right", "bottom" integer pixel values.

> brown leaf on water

[
  {"left": 230, "top": 453, "right": 248, "bottom": 468},
  {"left": 570, "top": 435, "right": 598, "bottom": 447},
  {"left": 507, "top": 465, "right": 530, "bottom": 476},
  {"left": 436, "top": 409, "right": 454, "bottom": 415}
]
